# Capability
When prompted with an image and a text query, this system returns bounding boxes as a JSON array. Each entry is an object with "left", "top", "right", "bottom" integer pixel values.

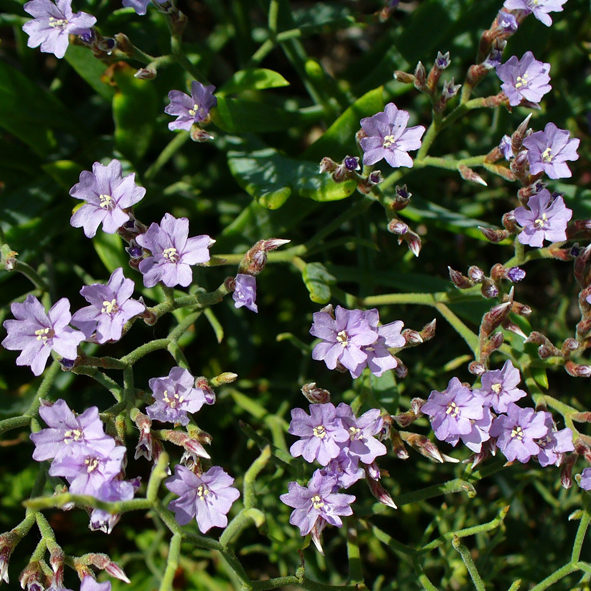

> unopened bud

[
  {"left": 190, "top": 126, "right": 214, "bottom": 142},
  {"left": 393, "top": 70, "right": 416, "bottom": 84},
  {"left": 459, "top": 164, "right": 487, "bottom": 186},
  {"left": 19, "top": 561, "right": 43, "bottom": 590},
  {"left": 135, "top": 65, "right": 157, "bottom": 79},
  {"left": 239, "top": 238, "right": 290, "bottom": 276},
  {"left": 511, "top": 301, "right": 532, "bottom": 316},
  {"left": 419, "top": 319, "right": 437, "bottom": 341},
  {"left": 390, "top": 429, "right": 409, "bottom": 459},
  {"left": 479, "top": 226, "right": 509, "bottom": 243},
  {"left": 562, "top": 338, "right": 580, "bottom": 354},
  {"left": 402, "top": 329, "right": 423, "bottom": 346},
  {"left": 402, "top": 230, "right": 422, "bottom": 257},
  {"left": 414, "top": 61, "right": 427, "bottom": 90},
  {"left": 565, "top": 361, "right": 591, "bottom": 378},
  {"left": 467, "top": 266, "right": 485, "bottom": 283},
  {"left": 449, "top": 267, "right": 473, "bottom": 289},
  {"left": 301, "top": 382, "right": 331, "bottom": 404},
  {"left": 393, "top": 357, "right": 408, "bottom": 378},
  {"left": 392, "top": 411, "right": 417, "bottom": 428},
  {"left": 319, "top": 157, "right": 338, "bottom": 174},
  {"left": 388, "top": 219, "right": 409, "bottom": 235},
  {"left": 403, "top": 432, "right": 444, "bottom": 463},
  {"left": 481, "top": 279, "right": 499, "bottom": 299},
  {"left": 366, "top": 476, "right": 397, "bottom": 509},
  {"left": 511, "top": 113, "right": 532, "bottom": 155},
  {"left": 501, "top": 319, "right": 526, "bottom": 339},
  {"left": 209, "top": 372, "right": 237, "bottom": 388},
  {"left": 560, "top": 454, "right": 576, "bottom": 489}
]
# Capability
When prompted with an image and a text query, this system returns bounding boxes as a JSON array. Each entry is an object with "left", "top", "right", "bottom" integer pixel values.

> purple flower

[
  {"left": 499, "top": 135, "right": 514, "bottom": 160},
  {"left": 497, "top": 10, "right": 518, "bottom": 33},
  {"left": 2, "top": 296, "right": 85, "bottom": 376},
  {"left": 280, "top": 471, "right": 355, "bottom": 537},
  {"left": 22, "top": 0, "right": 96, "bottom": 59},
  {"left": 310, "top": 306, "right": 378, "bottom": 378},
  {"left": 122, "top": 0, "right": 165, "bottom": 15},
  {"left": 30, "top": 399, "right": 114, "bottom": 462},
  {"left": 507, "top": 267, "right": 526, "bottom": 282},
  {"left": 336, "top": 404, "right": 387, "bottom": 465},
  {"left": 136, "top": 213, "right": 214, "bottom": 288},
  {"left": 89, "top": 479, "right": 139, "bottom": 534},
  {"left": 288, "top": 403, "right": 350, "bottom": 466},
  {"left": 145, "top": 367, "right": 207, "bottom": 426},
  {"left": 535, "top": 413, "right": 574, "bottom": 467},
  {"left": 360, "top": 103, "right": 425, "bottom": 168},
  {"left": 318, "top": 452, "right": 364, "bottom": 490},
  {"left": 490, "top": 403, "right": 548, "bottom": 463},
  {"left": 70, "top": 160, "right": 146, "bottom": 238},
  {"left": 503, "top": 0, "right": 567, "bottom": 27},
  {"left": 496, "top": 51, "right": 551, "bottom": 107},
  {"left": 361, "top": 309, "right": 405, "bottom": 377},
  {"left": 80, "top": 578, "right": 111, "bottom": 591},
  {"left": 461, "top": 408, "right": 493, "bottom": 453},
  {"left": 166, "top": 465, "right": 240, "bottom": 532},
  {"left": 232, "top": 274, "right": 258, "bottom": 313},
  {"left": 514, "top": 189, "right": 572, "bottom": 247},
  {"left": 50, "top": 444, "right": 126, "bottom": 496},
  {"left": 579, "top": 468, "right": 591, "bottom": 491},
  {"left": 475, "top": 360, "right": 527, "bottom": 413},
  {"left": 522, "top": 123, "right": 580, "bottom": 179},
  {"left": 165, "top": 82, "right": 217, "bottom": 132},
  {"left": 71, "top": 268, "right": 145, "bottom": 343},
  {"left": 422, "top": 377, "right": 484, "bottom": 445}
]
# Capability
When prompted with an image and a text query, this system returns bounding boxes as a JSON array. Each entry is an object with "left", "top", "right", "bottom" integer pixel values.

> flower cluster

[
  {"left": 310, "top": 305, "right": 405, "bottom": 379},
  {"left": 422, "top": 361, "right": 574, "bottom": 465},
  {"left": 282, "top": 401, "right": 388, "bottom": 549},
  {"left": 31, "top": 399, "right": 137, "bottom": 533},
  {"left": 503, "top": 0, "right": 568, "bottom": 27}
]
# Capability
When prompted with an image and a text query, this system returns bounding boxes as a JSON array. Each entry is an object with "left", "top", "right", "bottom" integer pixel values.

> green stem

[
  {"left": 529, "top": 563, "right": 578, "bottom": 591},
  {"left": 14, "top": 260, "right": 49, "bottom": 292},
  {"left": 159, "top": 533, "right": 181, "bottom": 591},
  {"left": 119, "top": 339, "right": 169, "bottom": 365},
  {"left": 147, "top": 453, "right": 170, "bottom": 502},
  {"left": 167, "top": 341, "right": 190, "bottom": 370},
  {"left": 571, "top": 504, "right": 591, "bottom": 563},
  {"left": 345, "top": 517, "right": 363, "bottom": 584},
  {"left": 26, "top": 493, "right": 153, "bottom": 513},
  {"left": 243, "top": 446, "right": 272, "bottom": 509},
  {"left": 219, "top": 508, "right": 265, "bottom": 548},
  {"left": 453, "top": 537, "right": 486, "bottom": 591}
]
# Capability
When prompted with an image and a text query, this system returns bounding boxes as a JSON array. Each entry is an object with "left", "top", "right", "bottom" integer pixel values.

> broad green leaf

[
  {"left": 211, "top": 97, "right": 301, "bottom": 133},
  {"left": 228, "top": 146, "right": 356, "bottom": 209},
  {"left": 93, "top": 232, "right": 127, "bottom": 273},
  {"left": 0, "top": 60, "right": 78, "bottom": 156},
  {"left": 216, "top": 68, "right": 290, "bottom": 96},
  {"left": 41, "top": 160, "right": 80, "bottom": 190},
  {"left": 65, "top": 45, "right": 115, "bottom": 101},
  {"left": 302, "top": 262, "right": 336, "bottom": 304},
  {"left": 112, "top": 63, "right": 158, "bottom": 162},
  {"left": 303, "top": 86, "right": 385, "bottom": 161}
]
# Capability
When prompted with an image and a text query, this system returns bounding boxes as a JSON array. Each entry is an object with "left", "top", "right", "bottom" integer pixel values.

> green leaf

[
  {"left": 65, "top": 45, "right": 115, "bottom": 101},
  {"left": 41, "top": 160, "right": 80, "bottom": 190},
  {"left": 216, "top": 68, "right": 290, "bottom": 96},
  {"left": 211, "top": 97, "right": 301, "bottom": 133},
  {"left": 228, "top": 145, "right": 356, "bottom": 209},
  {"left": 303, "top": 86, "right": 384, "bottom": 161},
  {"left": 93, "top": 232, "right": 128, "bottom": 273},
  {"left": 112, "top": 63, "right": 158, "bottom": 162},
  {"left": 302, "top": 262, "right": 336, "bottom": 304},
  {"left": 0, "top": 60, "right": 78, "bottom": 156}
]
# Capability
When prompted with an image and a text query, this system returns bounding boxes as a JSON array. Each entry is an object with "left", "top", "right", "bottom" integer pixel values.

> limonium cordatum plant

[{"left": 1, "top": 0, "right": 591, "bottom": 589}]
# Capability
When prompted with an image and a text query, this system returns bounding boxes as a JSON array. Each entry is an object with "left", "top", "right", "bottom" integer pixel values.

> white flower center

[
  {"left": 349, "top": 426, "right": 362, "bottom": 440},
  {"left": 313, "top": 425, "right": 326, "bottom": 439},
  {"left": 188, "top": 104, "right": 199, "bottom": 117},
  {"left": 534, "top": 213, "right": 548, "bottom": 229},
  {"left": 445, "top": 401, "right": 460, "bottom": 418},
  {"left": 85, "top": 457, "right": 99, "bottom": 473},
  {"left": 491, "top": 383, "right": 502, "bottom": 394},
  {"left": 336, "top": 330, "right": 349, "bottom": 348},
  {"left": 514, "top": 73, "right": 529, "bottom": 90},
  {"left": 311, "top": 494, "right": 325, "bottom": 510},
  {"left": 383, "top": 134, "right": 397, "bottom": 149},
  {"left": 64, "top": 429, "right": 83, "bottom": 443},
  {"left": 101, "top": 299, "right": 118, "bottom": 315},
  {"left": 541, "top": 147, "right": 553, "bottom": 163},
  {"left": 163, "top": 247, "right": 180, "bottom": 263},
  {"left": 511, "top": 426, "right": 524, "bottom": 440},
  {"left": 49, "top": 17, "right": 68, "bottom": 28},
  {"left": 35, "top": 327, "right": 53, "bottom": 344},
  {"left": 163, "top": 390, "right": 184, "bottom": 409},
  {"left": 99, "top": 194, "right": 114, "bottom": 210},
  {"left": 197, "top": 484, "right": 209, "bottom": 499}
]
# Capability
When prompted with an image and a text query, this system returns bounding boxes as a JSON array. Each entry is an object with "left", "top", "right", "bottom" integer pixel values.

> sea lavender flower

[
  {"left": 166, "top": 465, "right": 240, "bottom": 532},
  {"left": 70, "top": 160, "right": 146, "bottom": 238},
  {"left": 360, "top": 309, "right": 405, "bottom": 377},
  {"left": 496, "top": 52, "right": 551, "bottom": 107},
  {"left": 499, "top": 135, "right": 514, "bottom": 160},
  {"left": 122, "top": 0, "right": 165, "bottom": 15},
  {"left": 30, "top": 399, "right": 114, "bottom": 462},
  {"left": 522, "top": 122, "right": 580, "bottom": 179},
  {"left": 2, "top": 296, "right": 85, "bottom": 376},
  {"left": 288, "top": 403, "right": 350, "bottom": 466},
  {"left": 318, "top": 452, "right": 364, "bottom": 490},
  {"left": 22, "top": 0, "right": 96, "bottom": 59},
  {"left": 490, "top": 403, "right": 548, "bottom": 463},
  {"left": 80, "top": 577, "right": 111, "bottom": 591},
  {"left": 535, "top": 413, "right": 574, "bottom": 467},
  {"left": 497, "top": 10, "right": 519, "bottom": 33},
  {"left": 280, "top": 471, "right": 355, "bottom": 537},
  {"left": 232, "top": 274, "right": 258, "bottom": 313},
  {"left": 71, "top": 268, "right": 145, "bottom": 343},
  {"left": 460, "top": 408, "right": 493, "bottom": 453},
  {"left": 50, "top": 444, "right": 126, "bottom": 496},
  {"left": 475, "top": 360, "right": 527, "bottom": 413},
  {"left": 137, "top": 214, "right": 214, "bottom": 288},
  {"left": 310, "top": 306, "right": 378, "bottom": 378},
  {"left": 579, "top": 468, "right": 591, "bottom": 491},
  {"left": 165, "top": 81, "right": 217, "bottom": 131},
  {"left": 359, "top": 103, "right": 425, "bottom": 168},
  {"left": 514, "top": 189, "right": 572, "bottom": 247},
  {"left": 507, "top": 267, "right": 526, "bottom": 282},
  {"left": 422, "top": 377, "right": 484, "bottom": 445},
  {"left": 503, "top": 0, "right": 568, "bottom": 26},
  {"left": 145, "top": 366, "right": 207, "bottom": 426},
  {"left": 336, "top": 404, "right": 387, "bottom": 465},
  {"left": 89, "top": 478, "right": 140, "bottom": 534}
]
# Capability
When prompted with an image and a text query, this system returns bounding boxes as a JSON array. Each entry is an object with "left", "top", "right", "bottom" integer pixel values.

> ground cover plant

[{"left": 0, "top": 0, "right": 591, "bottom": 589}]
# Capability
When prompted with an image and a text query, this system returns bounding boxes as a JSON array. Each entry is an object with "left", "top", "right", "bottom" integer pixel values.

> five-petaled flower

[
  {"left": 359, "top": 103, "right": 425, "bottom": 168},
  {"left": 22, "top": 0, "right": 96, "bottom": 59},
  {"left": 136, "top": 213, "right": 214, "bottom": 288},
  {"left": 165, "top": 81, "right": 218, "bottom": 132},
  {"left": 70, "top": 160, "right": 146, "bottom": 238},
  {"left": 503, "top": 0, "right": 568, "bottom": 27},
  {"left": 71, "top": 267, "right": 145, "bottom": 343},
  {"left": 166, "top": 465, "right": 240, "bottom": 533},
  {"left": 475, "top": 360, "right": 527, "bottom": 413},
  {"left": 2, "top": 296, "right": 85, "bottom": 376},
  {"left": 522, "top": 122, "right": 580, "bottom": 179},
  {"left": 514, "top": 189, "right": 572, "bottom": 247},
  {"left": 232, "top": 274, "right": 258, "bottom": 313},
  {"left": 496, "top": 51, "right": 551, "bottom": 107}
]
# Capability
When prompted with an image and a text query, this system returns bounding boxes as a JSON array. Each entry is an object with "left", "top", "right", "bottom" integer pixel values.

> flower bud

[
  {"left": 161, "top": 429, "right": 211, "bottom": 459},
  {"left": 511, "top": 301, "right": 531, "bottom": 316},
  {"left": 449, "top": 267, "right": 473, "bottom": 289},
  {"left": 84, "top": 554, "right": 131, "bottom": 584},
  {"left": 503, "top": 211, "right": 518, "bottom": 232},
  {"left": 402, "top": 230, "right": 422, "bottom": 257},
  {"left": 301, "top": 382, "right": 331, "bottom": 404},
  {"left": 366, "top": 476, "right": 397, "bottom": 509},
  {"left": 413, "top": 61, "right": 427, "bottom": 91},
  {"left": 190, "top": 126, "right": 214, "bottom": 142},
  {"left": 511, "top": 113, "right": 532, "bottom": 155},
  {"left": 393, "top": 358, "right": 408, "bottom": 378},
  {"left": 388, "top": 219, "right": 409, "bottom": 235},
  {"left": 238, "top": 238, "right": 291, "bottom": 276},
  {"left": 394, "top": 70, "right": 416, "bottom": 84},
  {"left": 419, "top": 319, "right": 437, "bottom": 342},
  {"left": 392, "top": 411, "right": 417, "bottom": 428},
  {"left": 501, "top": 319, "right": 526, "bottom": 339},
  {"left": 565, "top": 361, "right": 591, "bottom": 378},
  {"left": 562, "top": 338, "right": 580, "bottom": 355},
  {"left": 479, "top": 226, "right": 509, "bottom": 243},
  {"left": 135, "top": 65, "right": 157, "bottom": 79},
  {"left": 402, "top": 433, "right": 445, "bottom": 463},
  {"left": 19, "top": 561, "right": 43, "bottom": 590},
  {"left": 390, "top": 428, "right": 409, "bottom": 459},
  {"left": 402, "top": 329, "right": 423, "bottom": 346},
  {"left": 481, "top": 279, "right": 499, "bottom": 299},
  {"left": 560, "top": 453, "right": 576, "bottom": 489},
  {"left": 390, "top": 184, "right": 412, "bottom": 211},
  {"left": 468, "top": 266, "right": 485, "bottom": 283},
  {"left": 319, "top": 157, "right": 338, "bottom": 174},
  {"left": 458, "top": 164, "right": 487, "bottom": 186}
]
